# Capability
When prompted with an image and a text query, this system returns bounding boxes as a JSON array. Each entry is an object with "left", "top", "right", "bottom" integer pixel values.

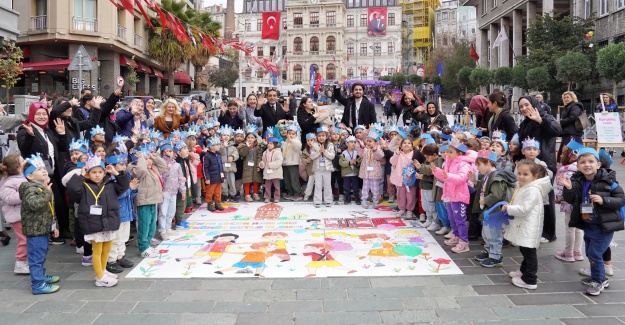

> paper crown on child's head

[
  {"left": 469, "top": 128, "right": 482, "bottom": 136},
  {"left": 268, "top": 137, "right": 280, "bottom": 144},
  {"left": 174, "top": 140, "right": 188, "bottom": 153},
  {"left": 423, "top": 137, "right": 436, "bottom": 145},
  {"left": 105, "top": 153, "right": 127, "bottom": 165},
  {"left": 477, "top": 150, "right": 498, "bottom": 162},
  {"left": 234, "top": 128, "right": 245, "bottom": 136},
  {"left": 188, "top": 123, "right": 201, "bottom": 135},
  {"left": 368, "top": 129, "right": 382, "bottom": 141},
  {"left": 510, "top": 133, "right": 520, "bottom": 144},
  {"left": 421, "top": 133, "right": 433, "bottom": 140},
  {"left": 219, "top": 125, "right": 234, "bottom": 136},
  {"left": 203, "top": 121, "right": 213, "bottom": 129},
  {"left": 148, "top": 129, "right": 163, "bottom": 140},
  {"left": 577, "top": 147, "right": 599, "bottom": 161},
  {"left": 112, "top": 134, "right": 129, "bottom": 145},
  {"left": 264, "top": 129, "right": 274, "bottom": 138},
  {"left": 115, "top": 143, "right": 128, "bottom": 154},
  {"left": 345, "top": 135, "right": 357, "bottom": 143},
  {"left": 245, "top": 124, "right": 259, "bottom": 135},
  {"left": 388, "top": 125, "right": 399, "bottom": 134},
  {"left": 316, "top": 125, "right": 329, "bottom": 133},
  {"left": 90, "top": 125, "right": 105, "bottom": 138},
  {"left": 492, "top": 130, "right": 506, "bottom": 140},
  {"left": 494, "top": 139, "right": 508, "bottom": 153},
  {"left": 371, "top": 122, "right": 384, "bottom": 133},
  {"left": 396, "top": 130, "right": 408, "bottom": 139},
  {"left": 306, "top": 133, "right": 317, "bottom": 140},
  {"left": 450, "top": 137, "right": 468, "bottom": 153},
  {"left": 138, "top": 144, "right": 151, "bottom": 157},
  {"left": 566, "top": 140, "right": 584, "bottom": 154},
  {"left": 599, "top": 148, "right": 613, "bottom": 165},
  {"left": 146, "top": 141, "right": 157, "bottom": 153},
  {"left": 339, "top": 128, "right": 349, "bottom": 135},
  {"left": 354, "top": 125, "right": 366, "bottom": 132},
  {"left": 208, "top": 136, "right": 221, "bottom": 147},
  {"left": 317, "top": 96, "right": 328, "bottom": 103},
  {"left": 440, "top": 145, "right": 449, "bottom": 152},
  {"left": 23, "top": 153, "right": 46, "bottom": 178},
  {"left": 213, "top": 121, "right": 221, "bottom": 127},
  {"left": 453, "top": 125, "right": 466, "bottom": 133},
  {"left": 171, "top": 130, "right": 184, "bottom": 139},
  {"left": 286, "top": 123, "right": 301, "bottom": 134},
  {"left": 159, "top": 140, "right": 173, "bottom": 152},
  {"left": 85, "top": 154, "right": 106, "bottom": 171},
  {"left": 441, "top": 132, "right": 452, "bottom": 140},
  {"left": 402, "top": 166, "right": 417, "bottom": 187},
  {"left": 522, "top": 137, "right": 540, "bottom": 150},
  {"left": 480, "top": 136, "right": 492, "bottom": 143},
  {"left": 69, "top": 138, "right": 89, "bottom": 154},
  {"left": 183, "top": 130, "right": 198, "bottom": 139}
]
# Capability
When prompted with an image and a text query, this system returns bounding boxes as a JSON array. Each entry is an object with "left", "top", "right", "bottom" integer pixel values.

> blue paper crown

[
  {"left": 577, "top": 148, "right": 599, "bottom": 161},
  {"left": 388, "top": 125, "right": 400, "bottom": 134},
  {"left": 149, "top": 129, "right": 163, "bottom": 140},
  {"left": 480, "top": 136, "right": 492, "bottom": 142},
  {"left": 440, "top": 145, "right": 449, "bottom": 152},
  {"left": 174, "top": 140, "right": 188, "bottom": 153},
  {"left": 441, "top": 132, "right": 452, "bottom": 140},
  {"left": 522, "top": 137, "right": 540, "bottom": 150},
  {"left": 106, "top": 154, "right": 127, "bottom": 165},
  {"left": 306, "top": 133, "right": 316, "bottom": 140},
  {"left": 85, "top": 154, "right": 105, "bottom": 171},
  {"left": 286, "top": 123, "right": 301, "bottom": 134},
  {"left": 69, "top": 138, "right": 89, "bottom": 154},
  {"left": 316, "top": 126, "right": 329, "bottom": 133},
  {"left": 494, "top": 139, "right": 508, "bottom": 153},
  {"left": 469, "top": 128, "right": 482, "bottom": 136},
  {"left": 453, "top": 125, "right": 466, "bottom": 133},
  {"left": 566, "top": 140, "right": 584, "bottom": 154},
  {"left": 159, "top": 140, "right": 173, "bottom": 152},
  {"left": 171, "top": 130, "right": 185, "bottom": 140},
  {"left": 90, "top": 125, "right": 105, "bottom": 138},
  {"left": 112, "top": 134, "right": 129, "bottom": 145},
  {"left": 208, "top": 136, "right": 221, "bottom": 147},
  {"left": 317, "top": 96, "right": 328, "bottom": 103},
  {"left": 23, "top": 153, "right": 46, "bottom": 178},
  {"left": 492, "top": 130, "right": 506, "bottom": 140},
  {"left": 402, "top": 166, "right": 417, "bottom": 187},
  {"left": 268, "top": 137, "right": 280, "bottom": 143},
  {"left": 339, "top": 129, "right": 349, "bottom": 135},
  {"left": 354, "top": 125, "right": 366, "bottom": 132},
  {"left": 371, "top": 122, "right": 384, "bottom": 133},
  {"left": 139, "top": 144, "right": 151, "bottom": 157},
  {"left": 245, "top": 124, "right": 259, "bottom": 135},
  {"left": 234, "top": 128, "right": 244, "bottom": 135},
  {"left": 188, "top": 123, "right": 201, "bottom": 135},
  {"left": 478, "top": 150, "right": 498, "bottom": 162},
  {"left": 345, "top": 135, "right": 356, "bottom": 143},
  {"left": 203, "top": 121, "right": 213, "bottom": 129},
  {"left": 450, "top": 137, "right": 467, "bottom": 153},
  {"left": 219, "top": 125, "right": 234, "bottom": 136},
  {"left": 368, "top": 129, "right": 381, "bottom": 141},
  {"left": 510, "top": 133, "right": 519, "bottom": 144},
  {"left": 424, "top": 137, "right": 436, "bottom": 145}
]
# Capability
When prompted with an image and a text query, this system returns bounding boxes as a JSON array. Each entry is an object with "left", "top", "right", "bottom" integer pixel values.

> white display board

[{"left": 595, "top": 112, "right": 623, "bottom": 143}]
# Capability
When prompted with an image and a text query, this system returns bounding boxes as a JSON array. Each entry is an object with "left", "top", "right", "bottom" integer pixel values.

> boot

[
  {"left": 0, "top": 230, "right": 11, "bottom": 246},
  {"left": 215, "top": 202, "right": 225, "bottom": 211},
  {"left": 207, "top": 202, "right": 216, "bottom": 212}
]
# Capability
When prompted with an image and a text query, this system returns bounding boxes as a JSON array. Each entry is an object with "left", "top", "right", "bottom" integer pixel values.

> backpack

[{"left": 609, "top": 183, "right": 625, "bottom": 221}]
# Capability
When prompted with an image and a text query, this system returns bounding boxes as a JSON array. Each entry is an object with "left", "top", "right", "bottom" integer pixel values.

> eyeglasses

[{"left": 32, "top": 102, "right": 48, "bottom": 109}]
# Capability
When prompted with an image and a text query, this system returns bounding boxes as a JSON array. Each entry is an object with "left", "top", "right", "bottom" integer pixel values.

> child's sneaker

[
  {"left": 339, "top": 194, "right": 345, "bottom": 202},
  {"left": 422, "top": 219, "right": 432, "bottom": 228},
  {"left": 555, "top": 251, "right": 575, "bottom": 262},
  {"left": 314, "top": 204, "right": 321, "bottom": 208},
  {"left": 387, "top": 195, "right": 395, "bottom": 203},
  {"left": 585, "top": 280, "right": 605, "bottom": 296},
  {"left": 324, "top": 203, "right": 332, "bottom": 207},
  {"left": 264, "top": 198, "right": 270, "bottom": 203},
  {"left": 405, "top": 212, "right": 415, "bottom": 220},
  {"left": 427, "top": 222, "right": 441, "bottom": 231},
  {"left": 419, "top": 214, "right": 426, "bottom": 222},
  {"left": 14, "top": 261, "right": 30, "bottom": 274},
  {"left": 303, "top": 195, "right": 310, "bottom": 201},
  {"left": 81, "top": 255, "right": 93, "bottom": 266},
  {"left": 207, "top": 202, "right": 216, "bottom": 211},
  {"left": 292, "top": 195, "right": 303, "bottom": 201},
  {"left": 245, "top": 195, "right": 253, "bottom": 202},
  {"left": 512, "top": 276, "right": 537, "bottom": 290},
  {"left": 396, "top": 210, "right": 406, "bottom": 218},
  {"left": 166, "top": 229, "right": 178, "bottom": 237},
  {"left": 580, "top": 265, "right": 613, "bottom": 277},
  {"left": 451, "top": 241, "right": 470, "bottom": 253},
  {"left": 76, "top": 246, "right": 84, "bottom": 254},
  {"left": 32, "top": 283, "right": 59, "bottom": 295},
  {"left": 444, "top": 231, "right": 455, "bottom": 239},
  {"left": 95, "top": 275, "right": 118, "bottom": 287},
  {"left": 160, "top": 232, "right": 169, "bottom": 241},
  {"left": 118, "top": 257, "right": 134, "bottom": 268},
  {"left": 581, "top": 277, "right": 609, "bottom": 288},
  {"left": 474, "top": 250, "right": 489, "bottom": 261},
  {"left": 253, "top": 194, "right": 261, "bottom": 201},
  {"left": 435, "top": 226, "right": 451, "bottom": 235},
  {"left": 444, "top": 235, "right": 459, "bottom": 246},
  {"left": 44, "top": 275, "right": 60, "bottom": 284},
  {"left": 480, "top": 257, "right": 503, "bottom": 267},
  {"left": 509, "top": 270, "right": 523, "bottom": 278},
  {"left": 150, "top": 238, "right": 162, "bottom": 246},
  {"left": 106, "top": 262, "right": 124, "bottom": 274},
  {"left": 215, "top": 202, "right": 225, "bottom": 210},
  {"left": 141, "top": 249, "right": 158, "bottom": 258},
  {"left": 574, "top": 251, "right": 584, "bottom": 261}
]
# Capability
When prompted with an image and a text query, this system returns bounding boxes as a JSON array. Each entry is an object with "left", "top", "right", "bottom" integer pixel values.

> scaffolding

[{"left": 401, "top": 0, "right": 440, "bottom": 65}]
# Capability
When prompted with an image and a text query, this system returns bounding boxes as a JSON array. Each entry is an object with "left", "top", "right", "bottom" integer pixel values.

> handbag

[{"left": 574, "top": 111, "right": 590, "bottom": 132}]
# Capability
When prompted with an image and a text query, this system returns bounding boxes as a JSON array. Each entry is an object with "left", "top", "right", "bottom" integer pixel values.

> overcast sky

[{"left": 203, "top": 0, "right": 244, "bottom": 12}]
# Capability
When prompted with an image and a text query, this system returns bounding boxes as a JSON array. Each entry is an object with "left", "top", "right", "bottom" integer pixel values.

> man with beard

[{"left": 334, "top": 75, "right": 377, "bottom": 129}]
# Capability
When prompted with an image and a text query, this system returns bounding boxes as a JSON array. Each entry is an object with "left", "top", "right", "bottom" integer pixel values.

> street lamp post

[
  {"left": 236, "top": 20, "right": 249, "bottom": 99},
  {"left": 369, "top": 45, "right": 379, "bottom": 80}
]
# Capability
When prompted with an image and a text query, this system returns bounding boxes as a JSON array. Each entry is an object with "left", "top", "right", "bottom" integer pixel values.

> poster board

[{"left": 595, "top": 112, "right": 623, "bottom": 143}]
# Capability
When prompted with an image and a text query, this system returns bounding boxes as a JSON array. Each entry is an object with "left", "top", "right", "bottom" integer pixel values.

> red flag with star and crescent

[{"left": 261, "top": 12, "right": 280, "bottom": 40}]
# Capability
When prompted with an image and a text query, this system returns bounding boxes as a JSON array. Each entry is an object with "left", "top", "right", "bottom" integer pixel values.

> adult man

[
  {"left": 534, "top": 92, "right": 552, "bottom": 115},
  {"left": 334, "top": 75, "right": 377, "bottom": 129},
  {"left": 254, "top": 89, "right": 293, "bottom": 134},
  {"left": 368, "top": 12, "right": 386, "bottom": 36},
  {"left": 288, "top": 93, "right": 297, "bottom": 116}
]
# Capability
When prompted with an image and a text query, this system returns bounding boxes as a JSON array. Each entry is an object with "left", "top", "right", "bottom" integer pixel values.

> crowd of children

[{"left": 0, "top": 98, "right": 623, "bottom": 298}]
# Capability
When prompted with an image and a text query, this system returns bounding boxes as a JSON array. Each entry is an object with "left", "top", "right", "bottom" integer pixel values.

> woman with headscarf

[
  {"left": 389, "top": 90, "right": 422, "bottom": 127},
  {"left": 515, "top": 95, "right": 562, "bottom": 243},
  {"left": 558, "top": 91, "right": 584, "bottom": 161},
  {"left": 142, "top": 97, "right": 156, "bottom": 126},
  {"left": 17, "top": 102, "right": 70, "bottom": 242},
  {"left": 154, "top": 98, "right": 203, "bottom": 139},
  {"left": 414, "top": 101, "right": 449, "bottom": 130},
  {"left": 116, "top": 98, "right": 149, "bottom": 137},
  {"left": 468, "top": 95, "right": 492, "bottom": 131},
  {"left": 237, "top": 94, "right": 263, "bottom": 130}
]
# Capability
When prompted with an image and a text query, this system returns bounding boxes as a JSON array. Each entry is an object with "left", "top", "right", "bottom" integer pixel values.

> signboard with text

[{"left": 595, "top": 112, "right": 623, "bottom": 143}]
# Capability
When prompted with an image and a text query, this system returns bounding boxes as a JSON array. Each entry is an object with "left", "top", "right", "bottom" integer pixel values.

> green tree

[
  {"left": 378, "top": 75, "right": 391, "bottom": 81},
  {"left": 494, "top": 67, "right": 513, "bottom": 87},
  {"left": 431, "top": 75, "right": 442, "bottom": 85},
  {"left": 457, "top": 66, "right": 474, "bottom": 94},
  {"left": 511, "top": 65, "right": 528, "bottom": 90},
  {"left": 391, "top": 73, "right": 407, "bottom": 90},
  {"left": 555, "top": 51, "right": 592, "bottom": 91},
  {"left": 188, "top": 10, "right": 221, "bottom": 90},
  {"left": 526, "top": 67, "right": 550, "bottom": 91},
  {"left": 0, "top": 39, "right": 23, "bottom": 99},
  {"left": 207, "top": 66, "right": 239, "bottom": 93},
  {"left": 408, "top": 74, "right": 422, "bottom": 85},
  {"left": 596, "top": 43, "right": 625, "bottom": 96},
  {"left": 469, "top": 67, "right": 493, "bottom": 95},
  {"left": 440, "top": 42, "right": 476, "bottom": 96}
]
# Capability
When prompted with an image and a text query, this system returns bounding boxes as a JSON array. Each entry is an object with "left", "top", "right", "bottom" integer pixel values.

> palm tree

[{"left": 188, "top": 11, "right": 221, "bottom": 90}]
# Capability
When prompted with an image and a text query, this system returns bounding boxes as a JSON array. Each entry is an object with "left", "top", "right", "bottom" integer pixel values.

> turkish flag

[
  {"left": 135, "top": 0, "right": 153, "bottom": 29},
  {"left": 470, "top": 43, "right": 480, "bottom": 61},
  {"left": 262, "top": 12, "right": 280, "bottom": 40},
  {"left": 315, "top": 72, "right": 322, "bottom": 93},
  {"left": 120, "top": 0, "right": 135, "bottom": 16}
]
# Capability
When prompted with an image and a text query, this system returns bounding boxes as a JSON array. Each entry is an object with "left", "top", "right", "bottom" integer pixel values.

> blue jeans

[
  {"left": 435, "top": 202, "right": 450, "bottom": 227},
  {"left": 583, "top": 223, "right": 614, "bottom": 282},
  {"left": 158, "top": 193, "right": 177, "bottom": 233},
  {"left": 482, "top": 223, "right": 504, "bottom": 260},
  {"left": 27, "top": 235, "right": 49, "bottom": 290}
]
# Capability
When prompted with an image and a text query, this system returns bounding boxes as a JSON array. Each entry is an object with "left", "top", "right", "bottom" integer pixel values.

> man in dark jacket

[
  {"left": 288, "top": 93, "right": 297, "bottom": 116},
  {"left": 73, "top": 88, "right": 122, "bottom": 143},
  {"left": 218, "top": 100, "right": 244, "bottom": 130},
  {"left": 334, "top": 76, "right": 377, "bottom": 129},
  {"left": 558, "top": 97, "right": 584, "bottom": 161},
  {"left": 254, "top": 89, "right": 292, "bottom": 135}
]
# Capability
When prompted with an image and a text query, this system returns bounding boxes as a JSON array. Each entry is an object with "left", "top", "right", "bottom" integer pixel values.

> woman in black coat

[
  {"left": 414, "top": 102, "right": 448, "bottom": 131},
  {"left": 296, "top": 96, "right": 320, "bottom": 147},
  {"left": 17, "top": 102, "right": 71, "bottom": 239},
  {"left": 486, "top": 90, "right": 518, "bottom": 139},
  {"left": 516, "top": 95, "right": 562, "bottom": 242},
  {"left": 389, "top": 90, "right": 421, "bottom": 127},
  {"left": 558, "top": 91, "right": 584, "bottom": 160}
]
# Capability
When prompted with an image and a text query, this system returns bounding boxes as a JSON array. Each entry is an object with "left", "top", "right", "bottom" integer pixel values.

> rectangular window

[
  {"left": 373, "top": 42, "right": 381, "bottom": 55},
  {"left": 360, "top": 43, "right": 367, "bottom": 55},
  {"left": 294, "top": 69, "right": 302, "bottom": 81},
  {"left": 327, "top": 11, "right": 336, "bottom": 26},
  {"left": 584, "top": 0, "right": 591, "bottom": 18},
  {"left": 74, "top": 0, "right": 97, "bottom": 31},
  {"left": 618, "top": 0, "right": 624, "bottom": 9},
  {"left": 388, "top": 42, "right": 394, "bottom": 54},
  {"left": 310, "top": 12, "right": 319, "bottom": 27},
  {"left": 451, "top": 12, "right": 456, "bottom": 19},
  {"left": 294, "top": 13, "right": 303, "bottom": 27},
  {"left": 442, "top": 12, "right": 448, "bottom": 20},
  {"left": 360, "top": 14, "right": 367, "bottom": 27},
  {"left": 437, "top": 13, "right": 440, "bottom": 20},
  {"left": 256, "top": 69, "right": 264, "bottom": 78},
  {"left": 270, "top": 46, "right": 275, "bottom": 57},
  {"left": 482, "top": 0, "right": 487, "bottom": 14},
  {"left": 347, "top": 43, "right": 354, "bottom": 54},
  {"left": 257, "top": 47, "right": 263, "bottom": 57},
  {"left": 600, "top": 0, "right": 608, "bottom": 15},
  {"left": 347, "top": 68, "right": 354, "bottom": 78},
  {"left": 347, "top": 15, "right": 354, "bottom": 27},
  {"left": 388, "top": 13, "right": 395, "bottom": 25},
  {"left": 257, "top": 19, "right": 262, "bottom": 31},
  {"left": 493, "top": 0, "right": 497, "bottom": 8},
  {"left": 282, "top": 45, "right": 287, "bottom": 56}
]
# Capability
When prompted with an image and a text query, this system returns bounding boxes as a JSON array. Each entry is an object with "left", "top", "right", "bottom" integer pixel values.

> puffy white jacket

[
  {"left": 0, "top": 175, "right": 27, "bottom": 223},
  {"left": 281, "top": 138, "right": 302, "bottom": 166},
  {"left": 504, "top": 175, "right": 552, "bottom": 248}
]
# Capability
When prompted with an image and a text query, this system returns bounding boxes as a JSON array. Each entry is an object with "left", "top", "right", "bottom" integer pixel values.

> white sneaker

[
  {"left": 95, "top": 275, "right": 118, "bottom": 287},
  {"left": 422, "top": 220, "right": 432, "bottom": 228},
  {"left": 141, "top": 249, "right": 158, "bottom": 258},
  {"left": 388, "top": 195, "right": 396, "bottom": 203},
  {"left": 166, "top": 229, "right": 178, "bottom": 236},
  {"left": 427, "top": 223, "right": 441, "bottom": 231},
  {"left": 579, "top": 265, "right": 613, "bottom": 277},
  {"left": 540, "top": 237, "right": 549, "bottom": 243},
  {"left": 339, "top": 194, "right": 345, "bottom": 201},
  {"left": 160, "top": 232, "right": 169, "bottom": 241},
  {"left": 419, "top": 214, "right": 426, "bottom": 222},
  {"left": 14, "top": 261, "right": 30, "bottom": 274},
  {"left": 436, "top": 226, "right": 451, "bottom": 235},
  {"left": 396, "top": 210, "right": 406, "bottom": 218},
  {"left": 150, "top": 238, "right": 162, "bottom": 246},
  {"left": 444, "top": 231, "right": 455, "bottom": 239},
  {"left": 105, "top": 270, "right": 119, "bottom": 279},
  {"left": 509, "top": 270, "right": 523, "bottom": 278},
  {"left": 76, "top": 246, "right": 84, "bottom": 254},
  {"left": 405, "top": 212, "right": 415, "bottom": 220}
]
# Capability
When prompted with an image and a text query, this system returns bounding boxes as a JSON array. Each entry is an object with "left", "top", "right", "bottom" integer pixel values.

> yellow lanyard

[
  {"left": 84, "top": 182, "right": 106, "bottom": 205},
  {"left": 38, "top": 188, "right": 55, "bottom": 220},
  {"left": 509, "top": 187, "right": 520, "bottom": 203},
  {"left": 283, "top": 142, "right": 291, "bottom": 156}
]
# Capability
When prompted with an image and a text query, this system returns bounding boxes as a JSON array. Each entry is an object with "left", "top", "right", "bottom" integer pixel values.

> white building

[
  {"left": 202, "top": 4, "right": 227, "bottom": 39},
  {"left": 435, "top": 0, "right": 476, "bottom": 47},
  {"left": 234, "top": 0, "right": 402, "bottom": 98}
]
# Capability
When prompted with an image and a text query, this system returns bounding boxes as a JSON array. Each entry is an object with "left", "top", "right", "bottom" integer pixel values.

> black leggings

[{"left": 604, "top": 247, "right": 611, "bottom": 262}]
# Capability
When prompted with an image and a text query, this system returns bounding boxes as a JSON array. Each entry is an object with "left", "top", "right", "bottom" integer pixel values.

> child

[
  {"left": 357, "top": 129, "right": 385, "bottom": 209},
  {"left": 414, "top": 141, "right": 446, "bottom": 231},
  {"left": 301, "top": 133, "right": 317, "bottom": 201},
  {"left": 61, "top": 146, "right": 92, "bottom": 261},
  {"left": 520, "top": 137, "right": 553, "bottom": 244},
  {"left": 203, "top": 136, "right": 225, "bottom": 211},
  {"left": 219, "top": 126, "right": 239, "bottom": 202},
  {"left": 432, "top": 145, "right": 452, "bottom": 236},
  {"left": 282, "top": 124, "right": 303, "bottom": 201},
  {"left": 233, "top": 128, "right": 246, "bottom": 201},
  {"left": 479, "top": 136, "right": 491, "bottom": 151},
  {"left": 260, "top": 137, "right": 284, "bottom": 203},
  {"left": 504, "top": 159, "right": 551, "bottom": 290},
  {"left": 185, "top": 133, "right": 203, "bottom": 205},
  {"left": 330, "top": 128, "right": 345, "bottom": 202},
  {"left": 238, "top": 126, "right": 264, "bottom": 202},
  {"left": 314, "top": 96, "right": 336, "bottom": 128},
  {"left": 390, "top": 137, "right": 416, "bottom": 219},
  {"left": 19, "top": 154, "right": 61, "bottom": 294},
  {"left": 66, "top": 154, "right": 130, "bottom": 287},
  {"left": 432, "top": 138, "right": 475, "bottom": 253},
  {"left": 472, "top": 151, "right": 516, "bottom": 267},
  {"left": 310, "top": 126, "right": 336, "bottom": 208},
  {"left": 105, "top": 153, "right": 138, "bottom": 274},
  {"left": 158, "top": 140, "right": 185, "bottom": 241},
  {"left": 175, "top": 140, "right": 196, "bottom": 223},
  {"left": 338, "top": 136, "right": 361, "bottom": 204},
  {"left": 0, "top": 154, "right": 29, "bottom": 274},
  {"left": 491, "top": 139, "right": 512, "bottom": 172},
  {"left": 128, "top": 147, "right": 167, "bottom": 257},
  {"left": 508, "top": 134, "right": 520, "bottom": 167},
  {"left": 561, "top": 148, "right": 625, "bottom": 296},
  {"left": 554, "top": 141, "right": 583, "bottom": 262},
  {"left": 90, "top": 125, "right": 106, "bottom": 148}
]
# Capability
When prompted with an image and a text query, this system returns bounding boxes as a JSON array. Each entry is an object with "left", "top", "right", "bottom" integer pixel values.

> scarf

[{"left": 25, "top": 104, "right": 49, "bottom": 129}]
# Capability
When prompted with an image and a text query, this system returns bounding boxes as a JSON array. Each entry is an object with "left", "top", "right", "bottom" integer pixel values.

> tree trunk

[
  {"left": 613, "top": 81, "right": 618, "bottom": 99},
  {"left": 167, "top": 70, "right": 176, "bottom": 96},
  {"left": 568, "top": 81, "right": 571, "bottom": 91},
  {"left": 194, "top": 64, "right": 202, "bottom": 91}
]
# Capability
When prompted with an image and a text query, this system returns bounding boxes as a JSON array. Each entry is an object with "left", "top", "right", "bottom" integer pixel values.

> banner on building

[
  {"left": 367, "top": 8, "right": 387, "bottom": 37},
  {"left": 262, "top": 12, "right": 280, "bottom": 40}
]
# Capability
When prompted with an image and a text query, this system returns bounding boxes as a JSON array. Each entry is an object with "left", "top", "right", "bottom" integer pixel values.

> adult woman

[
  {"left": 17, "top": 102, "right": 70, "bottom": 241},
  {"left": 116, "top": 99, "right": 149, "bottom": 137},
  {"left": 389, "top": 90, "right": 421, "bottom": 127},
  {"left": 143, "top": 97, "right": 157, "bottom": 125},
  {"left": 237, "top": 94, "right": 263, "bottom": 130},
  {"left": 296, "top": 96, "right": 319, "bottom": 146},
  {"left": 558, "top": 91, "right": 584, "bottom": 160},
  {"left": 468, "top": 95, "right": 492, "bottom": 131},
  {"left": 595, "top": 93, "right": 618, "bottom": 112},
  {"left": 516, "top": 96, "right": 562, "bottom": 243},
  {"left": 486, "top": 90, "right": 518, "bottom": 138},
  {"left": 154, "top": 99, "right": 201, "bottom": 139},
  {"left": 414, "top": 101, "right": 448, "bottom": 130}
]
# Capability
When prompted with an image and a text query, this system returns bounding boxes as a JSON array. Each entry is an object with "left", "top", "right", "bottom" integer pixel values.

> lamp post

[
  {"left": 235, "top": 20, "right": 249, "bottom": 99},
  {"left": 369, "top": 45, "right": 380, "bottom": 80}
]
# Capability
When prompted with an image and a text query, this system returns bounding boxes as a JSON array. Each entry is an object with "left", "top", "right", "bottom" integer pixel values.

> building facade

[
  {"left": 234, "top": 0, "right": 402, "bottom": 98},
  {"left": 435, "top": 1, "right": 477, "bottom": 47},
  {"left": 0, "top": 0, "right": 18, "bottom": 40},
  {"left": 401, "top": 0, "right": 438, "bottom": 74}
]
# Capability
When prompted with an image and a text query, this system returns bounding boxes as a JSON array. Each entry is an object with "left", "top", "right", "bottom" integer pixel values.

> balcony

[
  {"left": 310, "top": 23, "right": 319, "bottom": 27},
  {"left": 73, "top": 17, "right": 98, "bottom": 32},
  {"left": 293, "top": 24, "right": 303, "bottom": 28},
  {"left": 117, "top": 25, "right": 127, "bottom": 39},
  {"left": 327, "top": 50, "right": 336, "bottom": 54},
  {"left": 134, "top": 34, "right": 142, "bottom": 47},
  {"left": 310, "top": 51, "right": 319, "bottom": 55},
  {"left": 327, "top": 23, "right": 336, "bottom": 27},
  {"left": 294, "top": 51, "right": 303, "bottom": 55},
  {"left": 29, "top": 15, "right": 47, "bottom": 31}
]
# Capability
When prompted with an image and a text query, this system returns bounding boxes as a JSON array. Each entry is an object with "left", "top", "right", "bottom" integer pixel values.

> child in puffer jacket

[{"left": 0, "top": 154, "right": 29, "bottom": 274}]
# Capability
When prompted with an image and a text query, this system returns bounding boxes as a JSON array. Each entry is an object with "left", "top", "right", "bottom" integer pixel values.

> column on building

[
  {"left": 97, "top": 50, "right": 121, "bottom": 96},
  {"left": 526, "top": 1, "right": 537, "bottom": 55},
  {"left": 489, "top": 24, "right": 499, "bottom": 69},
  {"left": 542, "top": 0, "right": 554, "bottom": 15},
  {"left": 512, "top": 9, "right": 523, "bottom": 66},
  {"left": 478, "top": 28, "right": 488, "bottom": 67},
  {"left": 500, "top": 17, "right": 510, "bottom": 68}
]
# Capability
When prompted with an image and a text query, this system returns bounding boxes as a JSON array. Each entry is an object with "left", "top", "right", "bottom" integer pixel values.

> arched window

[
  {"left": 294, "top": 37, "right": 303, "bottom": 54},
  {"left": 310, "top": 36, "right": 319, "bottom": 53},
  {"left": 347, "top": 67, "right": 354, "bottom": 78},
  {"left": 326, "top": 36, "right": 336, "bottom": 54},
  {"left": 326, "top": 63, "right": 336, "bottom": 80},
  {"left": 294, "top": 64, "right": 303, "bottom": 81},
  {"left": 256, "top": 68, "right": 264, "bottom": 78}
]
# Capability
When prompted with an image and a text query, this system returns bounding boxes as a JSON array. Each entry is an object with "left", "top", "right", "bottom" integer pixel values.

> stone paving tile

[
  {"left": 115, "top": 290, "right": 171, "bottom": 301},
  {"left": 268, "top": 301, "right": 323, "bottom": 313},
  {"left": 65, "top": 288, "right": 123, "bottom": 301},
  {"left": 473, "top": 320, "right": 564, "bottom": 325},
  {"left": 272, "top": 278, "right": 322, "bottom": 290},
  {"left": 113, "top": 279, "right": 155, "bottom": 290},
  {"left": 78, "top": 301, "right": 137, "bottom": 313},
  {"left": 452, "top": 258, "right": 477, "bottom": 267},
  {"left": 133, "top": 301, "right": 214, "bottom": 313},
  {"left": 149, "top": 279, "right": 205, "bottom": 290},
  {"left": 93, "top": 313, "right": 181, "bottom": 325},
  {"left": 369, "top": 276, "right": 443, "bottom": 287},
  {"left": 200, "top": 279, "right": 273, "bottom": 290},
  {"left": 179, "top": 313, "right": 238, "bottom": 325},
  {"left": 23, "top": 300, "right": 85, "bottom": 313},
  {"left": 506, "top": 292, "right": 593, "bottom": 305},
  {"left": 455, "top": 295, "right": 513, "bottom": 308},
  {"left": 236, "top": 313, "right": 294, "bottom": 325},
  {"left": 378, "top": 310, "right": 439, "bottom": 324},
  {"left": 487, "top": 274, "right": 517, "bottom": 284},
  {"left": 421, "top": 285, "right": 478, "bottom": 297},
  {"left": 436, "top": 307, "right": 499, "bottom": 322},
  {"left": 574, "top": 304, "right": 625, "bottom": 317},
  {"left": 458, "top": 266, "right": 509, "bottom": 275},
  {"left": 167, "top": 289, "right": 245, "bottom": 301},
  {"left": 44, "top": 313, "right": 102, "bottom": 325},
  {"left": 562, "top": 317, "right": 625, "bottom": 325},
  {"left": 0, "top": 300, "right": 35, "bottom": 313},
  {"left": 347, "top": 287, "right": 425, "bottom": 299},
  {"left": 530, "top": 281, "right": 588, "bottom": 294},
  {"left": 212, "top": 301, "right": 268, "bottom": 313},
  {"left": 587, "top": 291, "right": 625, "bottom": 303},
  {"left": 296, "top": 288, "right": 348, "bottom": 300},
  {"left": 294, "top": 311, "right": 381, "bottom": 325},
  {"left": 244, "top": 289, "right": 296, "bottom": 301},
  {"left": 402, "top": 296, "right": 460, "bottom": 309},
  {"left": 492, "top": 305, "right": 585, "bottom": 319},
  {"left": 440, "top": 274, "right": 493, "bottom": 286},
  {"left": 321, "top": 277, "right": 371, "bottom": 289},
  {"left": 0, "top": 313, "right": 45, "bottom": 325},
  {"left": 322, "top": 299, "right": 404, "bottom": 312}
]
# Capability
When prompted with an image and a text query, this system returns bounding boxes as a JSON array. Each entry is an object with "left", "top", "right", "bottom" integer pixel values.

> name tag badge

[
  {"left": 248, "top": 161, "right": 255, "bottom": 166},
  {"left": 581, "top": 203, "right": 593, "bottom": 214},
  {"left": 436, "top": 181, "right": 444, "bottom": 188},
  {"left": 367, "top": 167, "right": 374, "bottom": 171},
  {"left": 443, "top": 198, "right": 451, "bottom": 203},
  {"left": 90, "top": 205, "right": 103, "bottom": 215},
  {"left": 267, "top": 169, "right": 274, "bottom": 174},
  {"left": 319, "top": 162, "right": 326, "bottom": 167},
  {"left": 224, "top": 163, "right": 232, "bottom": 168}
]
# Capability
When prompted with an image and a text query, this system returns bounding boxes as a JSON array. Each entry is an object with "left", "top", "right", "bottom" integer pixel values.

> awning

[
  {"left": 21, "top": 56, "right": 96, "bottom": 71},
  {"left": 120, "top": 55, "right": 131, "bottom": 65},
  {"left": 152, "top": 69, "right": 164, "bottom": 78},
  {"left": 163, "top": 71, "right": 191, "bottom": 85}
]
